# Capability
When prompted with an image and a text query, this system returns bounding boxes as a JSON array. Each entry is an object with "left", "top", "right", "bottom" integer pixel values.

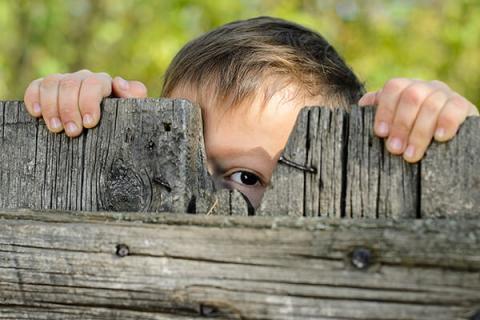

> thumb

[
  {"left": 358, "top": 90, "right": 380, "bottom": 107},
  {"left": 112, "top": 76, "right": 148, "bottom": 98}
]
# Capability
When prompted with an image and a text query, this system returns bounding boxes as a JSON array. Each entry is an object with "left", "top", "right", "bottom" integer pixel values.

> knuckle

[
  {"left": 430, "top": 80, "right": 449, "bottom": 90},
  {"left": 400, "top": 86, "right": 423, "bottom": 107},
  {"left": 438, "top": 113, "right": 457, "bottom": 129},
  {"left": 392, "top": 120, "right": 411, "bottom": 135},
  {"left": 447, "top": 94, "right": 469, "bottom": 111},
  {"left": 409, "top": 127, "right": 430, "bottom": 145},
  {"left": 59, "top": 78, "right": 80, "bottom": 91},
  {"left": 40, "top": 74, "right": 62, "bottom": 89},
  {"left": 383, "top": 78, "right": 410, "bottom": 95},
  {"left": 82, "top": 75, "right": 104, "bottom": 87},
  {"left": 97, "top": 72, "right": 112, "bottom": 80}
]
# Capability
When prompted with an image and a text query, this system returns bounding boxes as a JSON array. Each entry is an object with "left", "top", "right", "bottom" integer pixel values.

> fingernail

[
  {"left": 377, "top": 121, "right": 389, "bottom": 136},
  {"left": 83, "top": 114, "right": 93, "bottom": 126},
  {"left": 33, "top": 103, "right": 41, "bottom": 114},
  {"left": 118, "top": 77, "right": 129, "bottom": 91},
  {"left": 389, "top": 137, "right": 403, "bottom": 152},
  {"left": 65, "top": 122, "right": 78, "bottom": 134},
  {"left": 405, "top": 145, "right": 415, "bottom": 159},
  {"left": 435, "top": 127, "right": 445, "bottom": 140},
  {"left": 50, "top": 117, "right": 62, "bottom": 130}
]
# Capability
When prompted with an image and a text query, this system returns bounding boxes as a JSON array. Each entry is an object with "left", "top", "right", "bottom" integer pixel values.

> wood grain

[
  {"left": 421, "top": 116, "right": 480, "bottom": 218},
  {"left": 0, "top": 99, "right": 214, "bottom": 214},
  {"left": 1, "top": 100, "right": 479, "bottom": 218},
  {"left": 260, "top": 105, "right": 478, "bottom": 218},
  {"left": 0, "top": 209, "right": 479, "bottom": 319}
]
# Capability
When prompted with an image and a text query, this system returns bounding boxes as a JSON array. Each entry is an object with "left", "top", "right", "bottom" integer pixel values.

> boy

[{"left": 23, "top": 17, "right": 478, "bottom": 208}]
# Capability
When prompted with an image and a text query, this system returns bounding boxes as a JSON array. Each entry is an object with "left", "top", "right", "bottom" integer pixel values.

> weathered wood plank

[
  {"left": 260, "top": 105, "right": 478, "bottom": 218},
  {"left": 345, "top": 106, "right": 419, "bottom": 218},
  {"left": 1, "top": 100, "right": 479, "bottom": 217},
  {"left": 0, "top": 209, "right": 479, "bottom": 319},
  {"left": 255, "top": 109, "right": 308, "bottom": 216},
  {"left": 0, "top": 99, "right": 214, "bottom": 214},
  {"left": 422, "top": 116, "right": 480, "bottom": 218}
]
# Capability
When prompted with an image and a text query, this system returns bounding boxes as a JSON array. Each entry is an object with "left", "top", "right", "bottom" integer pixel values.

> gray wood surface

[
  {"left": 260, "top": 105, "right": 479, "bottom": 218},
  {"left": 0, "top": 99, "right": 214, "bottom": 214},
  {"left": 421, "top": 116, "right": 480, "bottom": 218},
  {"left": 0, "top": 209, "right": 479, "bottom": 319},
  {"left": 1, "top": 100, "right": 479, "bottom": 218}
]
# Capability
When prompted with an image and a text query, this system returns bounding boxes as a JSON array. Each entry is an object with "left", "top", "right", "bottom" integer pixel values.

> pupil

[{"left": 240, "top": 172, "right": 258, "bottom": 185}]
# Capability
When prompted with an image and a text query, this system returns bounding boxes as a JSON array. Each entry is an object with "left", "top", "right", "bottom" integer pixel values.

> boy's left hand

[{"left": 358, "top": 78, "right": 479, "bottom": 163}]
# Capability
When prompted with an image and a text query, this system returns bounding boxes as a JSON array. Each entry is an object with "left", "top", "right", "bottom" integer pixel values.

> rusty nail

[
  {"left": 116, "top": 244, "right": 129, "bottom": 257},
  {"left": 278, "top": 155, "right": 317, "bottom": 173},
  {"left": 153, "top": 176, "right": 172, "bottom": 192},
  {"left": 351, "top": 247, "right": 372, "bottom": 270}
]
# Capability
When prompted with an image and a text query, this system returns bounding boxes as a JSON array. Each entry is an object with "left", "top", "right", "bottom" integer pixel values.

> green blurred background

[{"left": 0, "top": 0, "right": 479, "bottom": 108}]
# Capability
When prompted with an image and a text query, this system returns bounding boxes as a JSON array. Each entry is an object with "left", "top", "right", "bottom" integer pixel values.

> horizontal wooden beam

[{"left": 0, "top": 209, "right": 479, "bottom": 319}]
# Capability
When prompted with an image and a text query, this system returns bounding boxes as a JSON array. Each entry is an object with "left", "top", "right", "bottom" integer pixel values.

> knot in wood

[
  {"left": 350, "top": 247, "right": 372, "bottom": 270},
  {"left": 116, "top": 244, "right": 130, "bottom": 257},
  {"left": 104, "top": 158, "right": 148, "bottom": 211}
]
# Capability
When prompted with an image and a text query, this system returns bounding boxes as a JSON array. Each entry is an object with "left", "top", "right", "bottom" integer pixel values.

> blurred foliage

[{"left": 0, "top": 0, "right": 479, "bottom": 108}]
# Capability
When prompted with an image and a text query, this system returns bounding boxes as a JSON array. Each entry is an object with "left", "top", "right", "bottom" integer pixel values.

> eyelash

[{"left": 226, "top": 170, "right": 263, "bottom": 187}]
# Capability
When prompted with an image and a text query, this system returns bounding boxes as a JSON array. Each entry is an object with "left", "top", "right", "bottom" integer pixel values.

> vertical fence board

[
  {"left": 255, "top": 109, "right": 308, "bottom": 216},
  {"left": 345, "top": 106, "right": 419, "bottom": 218},
  {"left": 421, "top": 116, "right": 480, "bottom": 218},
  {"left": 304, "top": 107, "right": 346, "bottom": 217}
]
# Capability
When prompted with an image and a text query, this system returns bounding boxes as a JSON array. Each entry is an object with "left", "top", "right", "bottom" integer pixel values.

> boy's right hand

[{"left": 24, "top": 70, "right": 148, "bottom": 137}]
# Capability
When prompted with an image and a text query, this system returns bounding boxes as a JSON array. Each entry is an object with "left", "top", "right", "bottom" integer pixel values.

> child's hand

[
  {"left": 24, "top": 70, "right": 148, "bottom": 137},
  {"left": 358, "top": 78, "right": 479, "bottom": 163}
]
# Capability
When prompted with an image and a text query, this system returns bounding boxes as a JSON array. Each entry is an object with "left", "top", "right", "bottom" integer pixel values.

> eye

[{"left": 230, "top": 171, "right": 261, "bottom": 186}]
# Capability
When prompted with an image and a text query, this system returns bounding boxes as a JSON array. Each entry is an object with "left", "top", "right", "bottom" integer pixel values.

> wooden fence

[{"left": 0, "top": 99, "right": 479, "bottom": 319}]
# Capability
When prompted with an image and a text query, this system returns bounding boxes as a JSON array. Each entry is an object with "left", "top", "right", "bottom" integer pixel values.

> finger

[
  {"left": 24, "top": 78, "right": 43, "bottom": 117},
  {"left": 434, "top": 94, "right": 472, "bottom": 142},
  {"left": 112, "top": 76, "right": 148, "bottom": 98},
  {"left": 57, "top": 76, "right": 84, "bottom": 137},
  {"left": 39, "top": 74, "right": 65, "bottom": 133},
  {"left": 358, "top": 91, "right": 379, "bottom": 106},
  {"left": 78, "top": 73, "right": 113, "bottom": 128},
  {"left": 402, "top": 90, "right": 449, "bottom": 162},
  {"left": 374, "top": 78, "right": 413, "bottom": 138},
  {"left": 468, "top": 104, "right": 479, "bottom": 116},
  {"left": 387, "top": 82, "right": 433, "bottom": 155}
]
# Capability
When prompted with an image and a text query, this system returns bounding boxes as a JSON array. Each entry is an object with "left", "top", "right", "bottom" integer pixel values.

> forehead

[{"left": 169, "top": 83, "right": 318, "bottom": 182}]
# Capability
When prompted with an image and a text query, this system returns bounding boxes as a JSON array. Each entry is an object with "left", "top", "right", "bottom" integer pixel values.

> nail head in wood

[
  {"left": 351, "top": 247, "right": 372, "bottom": 270},
  {"left": 116, "top": 244, "right": 130, "bottom": 257},
  {"left": 199, "top": 304, "right": 219, "bottom": 317}
]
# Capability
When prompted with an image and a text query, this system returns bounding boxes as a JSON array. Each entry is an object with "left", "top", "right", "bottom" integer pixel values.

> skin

[{"left": 23, "top": 70, "right": 479, "bottom": 207}]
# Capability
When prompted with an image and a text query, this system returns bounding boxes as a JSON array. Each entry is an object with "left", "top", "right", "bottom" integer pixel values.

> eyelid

[{"left": 223, "top": 168, "right": 267, "bottom": 186}]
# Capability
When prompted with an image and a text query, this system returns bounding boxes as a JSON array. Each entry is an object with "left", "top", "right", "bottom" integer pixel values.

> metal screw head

[
  {"left": 116, "top": 244, "right": 129, "bottom": 257},
  {"left": 351, "top": 247, "right": 372, "bottom": 270}
]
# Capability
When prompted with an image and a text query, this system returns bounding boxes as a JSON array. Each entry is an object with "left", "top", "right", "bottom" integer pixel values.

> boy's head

[{"left": 162, "top": 16, "right": 364, "bottom": 207}]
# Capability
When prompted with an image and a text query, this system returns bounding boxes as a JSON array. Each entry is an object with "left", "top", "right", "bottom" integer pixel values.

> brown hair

[{"left": 162, "top": 16, "right": 365, "bottom": 109}]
